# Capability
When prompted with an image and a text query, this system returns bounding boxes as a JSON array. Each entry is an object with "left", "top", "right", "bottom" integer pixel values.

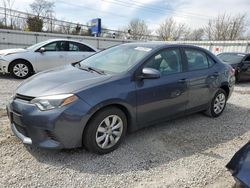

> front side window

[
  {"left": 185, "top": 49, "right": 209, "bottom": 71},
  {"left": 144, "top": 48, "right": 182, "bottom": 75},
  {"left": 43, "top": 41, "right": 68, "bottom": 51},
  {"left": 244, "top": 55, "right": 250, "bottom": 62}
]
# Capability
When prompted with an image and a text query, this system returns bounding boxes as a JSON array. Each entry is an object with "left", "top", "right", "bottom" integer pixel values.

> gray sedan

[{"left": 7, "top": 42, "right": 235, "bottom": 154}]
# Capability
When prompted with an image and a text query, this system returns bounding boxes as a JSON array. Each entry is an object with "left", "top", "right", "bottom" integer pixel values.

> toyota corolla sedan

[
  {"left": 0, "top": 39, "right": 97, "bottom": 79},
  {"left": 7, "top": 43, "right": 235, "bottom": 154}
]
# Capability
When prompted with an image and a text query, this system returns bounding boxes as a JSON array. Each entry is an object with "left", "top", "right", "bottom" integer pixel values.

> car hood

[
  {"left": 16, "top": 65, "right": 112, "bottom": 97},
  {"left": 0, "top": 48, "right": 28, "bottom": 56}
]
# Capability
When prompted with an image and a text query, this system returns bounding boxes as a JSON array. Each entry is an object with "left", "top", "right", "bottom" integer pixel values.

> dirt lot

[{"left": 1, "top": 74, "right": 250, "bottom": 188}]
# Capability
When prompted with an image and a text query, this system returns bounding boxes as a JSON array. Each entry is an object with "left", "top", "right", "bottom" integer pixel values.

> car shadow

[
  {"left": 25, "top": 102, "right": 250, "bottom": 175},
  {"left": 0, "top": 73, "right": 19, "bottom": 80}
]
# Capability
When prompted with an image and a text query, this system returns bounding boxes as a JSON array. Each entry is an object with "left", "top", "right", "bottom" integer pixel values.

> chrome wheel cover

[
  {"left": 13, "top": 63, "right": 29, "bottom": 77},
  {"left": 96, "top": 115, "right": 123, "bottom": 149},
  {"left": 214, "top": 93, "right": 226, "bottom": 114}
]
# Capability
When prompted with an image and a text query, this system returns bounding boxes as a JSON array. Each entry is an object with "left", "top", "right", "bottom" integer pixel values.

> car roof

[{"left": 122, "top": 42, "right": 207, "bottom": 51}]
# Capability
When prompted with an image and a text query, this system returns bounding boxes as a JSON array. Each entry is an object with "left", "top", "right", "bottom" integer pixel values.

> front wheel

[
  {"left": 83, "top": 107, "right": 127, "bottom": 154},
  {"left": 205, "top": 89, "right": 227, "bottom": 117},
  {"left": 10, "top": 60, "right": 32, "bottom": 79}
]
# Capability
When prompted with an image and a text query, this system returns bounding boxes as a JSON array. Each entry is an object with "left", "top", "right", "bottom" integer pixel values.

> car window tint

[
  {"left": 245, "top": 55, "right": 250, "bottom": 61},
  {"left": 185, "top": 49, "right": 209, "bottom": 71},
  {"left": 208, "top": 56, "right": 216, "bottom": 67},
  {"left": 43, "top": 41, "right": 68, "bottom": 51},
  {"left": 69, "top": 42, "right": 95, "bottom": 52},
  {"left": 144, "top": 48, "right": 182, "bottom": 75}
]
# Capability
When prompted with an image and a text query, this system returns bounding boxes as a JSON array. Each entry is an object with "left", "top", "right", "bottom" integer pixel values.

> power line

[
  {"left": 114, "top": 0, "right": 210, "bottom": 19},
  {"left": 102, "top": 0, "right": 210, "bottom": 21}
]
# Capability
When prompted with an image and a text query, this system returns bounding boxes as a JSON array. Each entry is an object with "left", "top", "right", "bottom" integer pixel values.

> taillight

[{"left": 229, "top": 68, "right": 235, "bottom": 76}]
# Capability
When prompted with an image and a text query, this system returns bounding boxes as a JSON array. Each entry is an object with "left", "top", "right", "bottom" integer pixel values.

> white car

[{"left": 0, "top": 39, "right": 98, "bottom": 78}]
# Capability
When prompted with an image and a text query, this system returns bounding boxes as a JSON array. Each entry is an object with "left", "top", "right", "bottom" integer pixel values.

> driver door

[
  {"left": 136, "top": 48, "right": 188, "bottom": 126},
  {"left": 35, "top": 41, "right": 68, "bottom": 72}
]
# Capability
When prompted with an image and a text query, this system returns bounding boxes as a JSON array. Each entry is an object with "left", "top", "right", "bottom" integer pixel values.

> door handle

[{"left": 178, "top": 79, "right": 187, "bottom": 83}]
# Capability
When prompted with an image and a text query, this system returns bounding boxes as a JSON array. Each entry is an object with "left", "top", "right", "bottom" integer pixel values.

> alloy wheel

[
  {"left": 213, "top": 93, "right": 226, "bottom": 114},
  {"left": 95, "top": 115, "right": 123, "bottom": 149},
  {"left": 13, "top": 63, "right": 29, "bottom": 78}
]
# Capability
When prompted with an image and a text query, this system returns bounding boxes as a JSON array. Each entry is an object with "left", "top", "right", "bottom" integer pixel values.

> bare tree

[
  {"left": 30, "top": 0, "right": 54, "bottom": 18},
  {"left": 204, "top": 13, "right": 247, "bottom": 40},
  {"left": 1, "top": 0, "right": 15, "bottom": 28},
  {"left": 157, "top": 17, "right": 188, "bottom": 41},
  {"left": 185, "top": 28, "right": 204, "bottom": 41},
  {"left": 29, "top": 0, "right": 55, "bottom": 32},
  {"left": 126, "top": 19, "right": 151, "bottom": 40}
]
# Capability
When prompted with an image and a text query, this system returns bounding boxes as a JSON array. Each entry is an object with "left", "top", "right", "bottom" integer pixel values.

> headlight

[{"left": 30, "top": 94, "right": 78, "bottom": 111}]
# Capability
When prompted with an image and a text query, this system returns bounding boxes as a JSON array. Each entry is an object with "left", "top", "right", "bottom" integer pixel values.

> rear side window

[
  {"left": 184, "top": 49, "right": 209, "bottom": 71},
  {"left": 208, "top": 56, "right": 216, "bottom": 67},
  {"left": 69, "top": 42, "right": 95, "bottom": 52}
]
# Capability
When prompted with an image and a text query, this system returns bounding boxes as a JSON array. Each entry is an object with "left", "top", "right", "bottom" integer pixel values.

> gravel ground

[{"left": 1, "top": 74, "right": 250, "bottom": 188}]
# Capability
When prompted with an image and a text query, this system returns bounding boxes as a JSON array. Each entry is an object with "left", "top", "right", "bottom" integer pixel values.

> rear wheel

[
  {"left": 83, "top": 107, "right": 127, "bottom": 154},
  {"left": 10, "top": 60, "right": 32, "bottom": 79},
  {"left": 205, "top": 89, "right": 227, "bottom": 117}
]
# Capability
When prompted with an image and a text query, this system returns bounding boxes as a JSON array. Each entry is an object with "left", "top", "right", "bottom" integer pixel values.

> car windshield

[
  {"left": 217, "top": 53, "right": 245, "bottom": 64},
  {"left": 79, "top": 44, "right": 152, "bottom": 73},
  {"left": 26, "top": 41, "right": 52, "bottom": 50}
]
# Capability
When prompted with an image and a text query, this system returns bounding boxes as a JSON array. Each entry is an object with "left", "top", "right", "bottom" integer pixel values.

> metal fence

[
  {"left": 0, "top": 7, "right": 158, "bottom": 40},
  {"left": 0, "top": 29, "right": 134, "bottom": 50},
  {"left": 0, "top": 29, "right": 249, "bottom": 54}
]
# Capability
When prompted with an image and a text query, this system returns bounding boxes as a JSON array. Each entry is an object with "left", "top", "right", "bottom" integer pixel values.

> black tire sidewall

[
  {"left": 210, "top": 89, "right": 227, "bottom": 117},
  {"left": 83, "top": 107, "right": 127, "bottom": 154},
  {"left": 10, "top": 61, "right": 32, "bottom": 79}
]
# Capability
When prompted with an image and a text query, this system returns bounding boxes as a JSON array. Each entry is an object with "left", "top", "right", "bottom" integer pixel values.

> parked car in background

[
  {"left": 226, "top": 141, "right": 250, "bottom": 188},
  {"left": 7, "top": 43, "right": 235, "bottom": 154},
  {"left": 217, "top": 52, "right": 250, "bottom": 82},
  {"left": 0, "top": 39, "right": 98, "bottom": 78}
]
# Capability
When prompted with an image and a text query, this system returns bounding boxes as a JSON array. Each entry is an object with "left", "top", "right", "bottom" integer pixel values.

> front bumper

[
  {"left": 0, "top": 60, "right": 9, "bottom": 74},
  {"left": 7, "top": 96, "right": 92, "bottom": 149},
  {"left": 11, "top": 123, "right": 32, "bottom": 144}
]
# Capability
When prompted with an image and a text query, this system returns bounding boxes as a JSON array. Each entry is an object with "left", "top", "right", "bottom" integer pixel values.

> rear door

[
  {"left": 35, "top": 41, "right": 68, "bottom": 71},
  {"left": 182, "top": 47, "right": 217, "bottom": 110},
  {"left": 136, "top": 48, "right": 189, "bottom": 125},
  {"left": 67, "top": 42, "right": 96, "bottom": 63}
]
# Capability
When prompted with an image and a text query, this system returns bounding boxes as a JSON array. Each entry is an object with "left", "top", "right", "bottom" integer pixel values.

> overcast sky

[{"left": 8, "top": 0, "right": 250, "bottom": 33}]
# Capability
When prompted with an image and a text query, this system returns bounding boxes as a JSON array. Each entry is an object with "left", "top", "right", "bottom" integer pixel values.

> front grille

[
  {"left": 15, "top": 124, "right": 28, "bottom": 137},
  {"left": 15, "top": 94, "right": 35, "bottom": 102}
]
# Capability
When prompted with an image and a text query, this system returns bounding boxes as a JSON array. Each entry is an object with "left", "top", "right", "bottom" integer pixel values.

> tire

[
  {"left": 204, "top": 88, "right": 227, "bottom": 117},
  {"left": 83, "top": 107, "right": 127, "bottom": 154},
  {"left": 10, "top": 60, "right": 33, "bottom": 79}
]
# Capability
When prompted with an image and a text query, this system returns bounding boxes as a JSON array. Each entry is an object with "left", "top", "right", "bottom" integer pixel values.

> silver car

[{"left": 0, "top": 39, "right": 98, "bottom": 78}]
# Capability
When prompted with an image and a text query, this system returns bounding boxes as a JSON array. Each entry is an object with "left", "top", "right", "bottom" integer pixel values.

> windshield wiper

[
  {"left": 87, "top": 67, "right": 105, "bottom": 75},
  {"left": 78, "top": 66, "right": 105, "bottom": 75}
]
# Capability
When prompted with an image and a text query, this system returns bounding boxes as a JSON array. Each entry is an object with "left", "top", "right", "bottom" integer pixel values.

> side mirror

[
  {"left": 138, "top": 68, "right": 161, "bottom": 80},
  {"left": 38, "top": 47, "right": 46, "bottom": 53}
]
